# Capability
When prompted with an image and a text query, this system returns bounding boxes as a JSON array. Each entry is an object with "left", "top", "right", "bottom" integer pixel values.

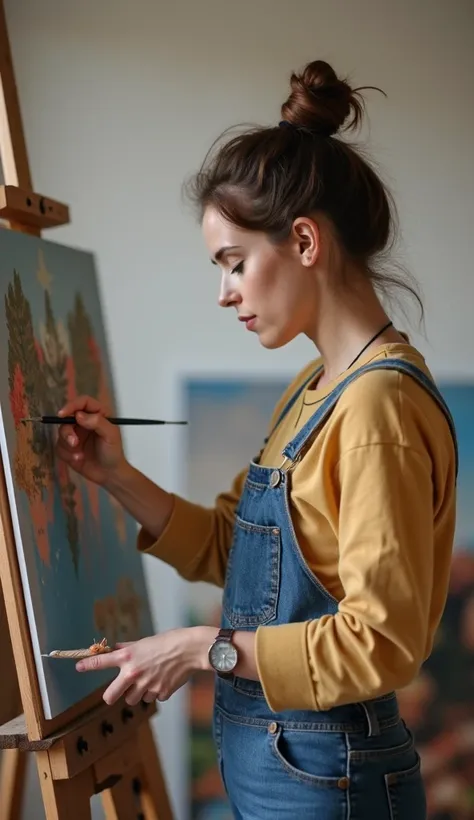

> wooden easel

[{"left": 0, "top": 4, "right": 174, "bottom": 818}]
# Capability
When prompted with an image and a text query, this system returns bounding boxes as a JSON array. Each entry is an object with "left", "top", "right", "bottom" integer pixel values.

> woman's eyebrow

[{"left": 211, "top": 245, "right": 243, "bottom": 265}]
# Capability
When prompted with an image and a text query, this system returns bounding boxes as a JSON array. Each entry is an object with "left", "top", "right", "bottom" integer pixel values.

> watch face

[{"left": 209, "top": 639, "right": 238, "bottom": 673}]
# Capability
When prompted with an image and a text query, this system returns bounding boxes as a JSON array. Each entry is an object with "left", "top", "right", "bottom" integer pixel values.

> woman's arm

[
  {"left": 105, "top": 461, "right": 175, "bottom": 538},
  {"left": 133, "top": 466, "right": 248, "bottom": 588},
  {"left": 255, "top": 440, "right": 456, "bottom": 712}
]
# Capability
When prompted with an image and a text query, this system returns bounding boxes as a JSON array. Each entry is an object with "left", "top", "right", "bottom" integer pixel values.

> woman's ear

[{"left": 291, "top": 217, "right": 320, "bottom": 267}]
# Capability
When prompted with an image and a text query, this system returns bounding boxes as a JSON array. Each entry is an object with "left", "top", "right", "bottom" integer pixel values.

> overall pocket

[
  {"left": 269, "top": 724, "right": 348, "bottom": 789},
  {"left": 384, "top": 754, "right": 426, "bottom": 819},
  {"left": 222, "top": 516, "right": 281, "bottom": 627}
]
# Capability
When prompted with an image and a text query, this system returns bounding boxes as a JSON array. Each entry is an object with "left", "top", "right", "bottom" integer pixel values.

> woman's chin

[{"left": 257, "top": 326, "right": 295, "bottom": 350}]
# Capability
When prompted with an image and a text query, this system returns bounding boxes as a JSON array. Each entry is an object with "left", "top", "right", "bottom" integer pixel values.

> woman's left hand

[{"left": 76, "top": 626, "right": 218, "bottom": 706}]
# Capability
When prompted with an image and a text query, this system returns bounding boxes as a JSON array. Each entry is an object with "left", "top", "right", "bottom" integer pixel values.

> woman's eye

[{"left": 231, "top": 261, "right": 244, "bottom": 275}]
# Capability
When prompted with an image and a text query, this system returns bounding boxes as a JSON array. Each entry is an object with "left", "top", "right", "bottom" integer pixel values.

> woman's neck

[{"left": 306, "top": 277, "right": 407, "bottom": 387}]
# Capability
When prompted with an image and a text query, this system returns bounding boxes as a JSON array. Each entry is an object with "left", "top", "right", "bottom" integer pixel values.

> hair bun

[{"left": 281, "top": 60, "right": 369, "bottom": 136}]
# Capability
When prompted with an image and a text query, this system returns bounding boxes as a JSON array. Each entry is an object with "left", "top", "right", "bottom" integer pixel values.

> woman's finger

[
  {"left": 123, "top": 681, "right": 148, "bottom": 707},
  {"left": 102, "top": 673, "right": 134, "bottom": 706},
  {"left": 57, "top": 423, "right": 89, "bottom": 449},
  {"left": 55, "top": 437, "right": 84, "bottom": 465},
  {"left": 142, "top": 690, "right": 160, "bottom": 703},
  {"left": 73, "top": 411, "right": 119, "bottom": 444},
  {"left": 58, "top": 395, "right": 102, "bottom": 417},
  {"left": 93, "top": 658, "right": 140, "bottom": 706}
]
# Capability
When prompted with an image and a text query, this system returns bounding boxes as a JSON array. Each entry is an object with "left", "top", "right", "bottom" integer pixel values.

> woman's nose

[{"left": 218, "top": 274, "right": 242, "bottom": 308}]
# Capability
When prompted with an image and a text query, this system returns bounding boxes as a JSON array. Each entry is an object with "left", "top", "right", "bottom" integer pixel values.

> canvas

[
  {"left": 0, "top": 228, "right": 155, "bottom": 720},
  {"left": 183, "top": 375, "right": 474, "bottom": 820}
]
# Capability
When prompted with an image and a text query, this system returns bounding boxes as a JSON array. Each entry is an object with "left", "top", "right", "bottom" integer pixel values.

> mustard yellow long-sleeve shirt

[{"left": 138, "top": 342, "right": 457, "bottom": 712}]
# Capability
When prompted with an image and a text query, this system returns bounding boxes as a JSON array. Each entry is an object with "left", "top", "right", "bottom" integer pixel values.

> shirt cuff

[
  {"left": 136, "top": 493, "right": 214, "bottom": 576},
  {"left": 255, "top": 621, "right": 317, "bottom": 712}
]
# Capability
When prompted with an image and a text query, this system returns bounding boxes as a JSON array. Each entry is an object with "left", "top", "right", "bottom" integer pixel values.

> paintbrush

[{"left": 21, "top": 416, "right": 187, "bottom": 426}]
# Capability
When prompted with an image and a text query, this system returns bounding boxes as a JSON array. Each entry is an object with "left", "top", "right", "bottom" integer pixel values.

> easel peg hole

[
  {"left": 101, "top": 720, "right": 114, "bottom": 736},
  {"left": 76, "top": 736, "right": 88, "bottom": 755},
  {"left": 121, "top": 706, "right": 134, "bottom": 723},
  {"left": 132, "top": 777, "right": 142, "bottom": 795}
]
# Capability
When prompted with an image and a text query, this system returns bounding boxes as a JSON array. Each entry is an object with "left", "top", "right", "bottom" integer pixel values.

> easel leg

[
  {"left": 36, "top": 752, "right": 94, "bottom": 820},
  {"left": 136, "top": 721, "right": 173, "bottom": 820},
  {"left": 101, "top": 765, "right": 144, "bottom": 820},
  {"left": 99, "top": 721, "right": 173, "bottom": 820},
  {"left": 0, "top": 748, "right": 27, "bottom": 819}
]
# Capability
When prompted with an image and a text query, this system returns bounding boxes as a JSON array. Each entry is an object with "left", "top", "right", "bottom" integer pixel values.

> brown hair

[{"left": 186, "top": 59, "right": 422, "bottom": 318}]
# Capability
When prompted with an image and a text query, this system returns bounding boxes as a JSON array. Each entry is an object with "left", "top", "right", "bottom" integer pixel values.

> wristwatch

[{"left": 208, "top": 628, "right": 238, "bottom": 678}]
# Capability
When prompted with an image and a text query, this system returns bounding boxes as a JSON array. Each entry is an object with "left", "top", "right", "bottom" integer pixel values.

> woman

[{"left": 57, "top": 60, "right": 457, "bottom": 818}]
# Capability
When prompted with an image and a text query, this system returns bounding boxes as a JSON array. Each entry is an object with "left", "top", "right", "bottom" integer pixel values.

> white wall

[{"left": 3, "top": 0, "right": 473, "bottom": 817}]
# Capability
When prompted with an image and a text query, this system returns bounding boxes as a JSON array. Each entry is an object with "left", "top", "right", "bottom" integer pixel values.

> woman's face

[{"left": 202, "top": 206, "right": 319, "bottom": 349}]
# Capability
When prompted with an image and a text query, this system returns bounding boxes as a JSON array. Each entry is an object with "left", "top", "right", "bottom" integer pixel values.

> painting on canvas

[
  {"left": 183, "top": 375, "right": 474, "bottom": 820},
  {"left": 0, "top": 228, "right": 154, "bottom": 720}
]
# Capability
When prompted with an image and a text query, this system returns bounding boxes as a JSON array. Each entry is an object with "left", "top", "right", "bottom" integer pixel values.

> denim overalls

[{"left": 214, "top": 359, "right": 458, "bottom": 820}]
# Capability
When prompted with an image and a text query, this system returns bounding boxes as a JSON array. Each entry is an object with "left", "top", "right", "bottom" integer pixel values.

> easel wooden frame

[{"left": 0, "top": 4, "right": 173, "bottom": 817}]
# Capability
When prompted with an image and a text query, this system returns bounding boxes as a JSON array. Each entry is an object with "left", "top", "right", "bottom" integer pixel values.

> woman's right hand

[{"left": 55, "top": 395, "right": 127, "bottom": 487}]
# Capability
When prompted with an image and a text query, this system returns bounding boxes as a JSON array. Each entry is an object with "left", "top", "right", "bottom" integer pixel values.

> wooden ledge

[
  {"left": 0, "top": 698, "right": 157, "bottom": 756},
  {"left": 0, "top": 185, "right": 70, "bottom": 230}
]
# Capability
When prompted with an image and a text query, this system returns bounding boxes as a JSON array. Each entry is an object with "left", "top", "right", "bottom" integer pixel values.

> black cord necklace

[
  {"left": 298, "top": 319, "right": 394, "bottom": 417},
  {"left": 346, "top": 320, "right": 393, "bottom": 370}
]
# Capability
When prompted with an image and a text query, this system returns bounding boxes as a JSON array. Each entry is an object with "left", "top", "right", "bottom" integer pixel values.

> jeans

[{"left": 214, "top": 697, "right": 426, "bottom": 819}]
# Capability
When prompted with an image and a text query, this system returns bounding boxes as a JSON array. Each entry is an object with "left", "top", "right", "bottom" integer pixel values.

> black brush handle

[{"left": 34, "top": 416, "right": 187, "bottom": 426}]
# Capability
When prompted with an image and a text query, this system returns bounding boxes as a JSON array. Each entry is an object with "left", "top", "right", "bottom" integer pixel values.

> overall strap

[
  {"left": 281, "top": 359, "right": 459, "bottom": 479},
  {"left": 263, "top": 364, "right": 323, "bottom": 445}
]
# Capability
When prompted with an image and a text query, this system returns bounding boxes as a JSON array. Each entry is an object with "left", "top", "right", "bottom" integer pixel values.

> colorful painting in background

[
  {"left": 397, "top": 383, "right": 474, "bottom": 819},
  {"left": 0, "top": 229, "right": 154, "bottom": 720},
  {"left": 184, "top": 376, "right": 474, "bottom": 820},
  {"left": 185, "top": 378, "right": 286, "bottom": 820}
]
